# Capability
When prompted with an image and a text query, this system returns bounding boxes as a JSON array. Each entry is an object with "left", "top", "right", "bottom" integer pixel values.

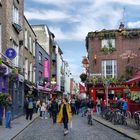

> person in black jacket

[
  {"left": 87, "top": 99, "right": 94, "bottom": 109},
  {"left": 51, "top": 98, "right": 58, "bottom": 123}
]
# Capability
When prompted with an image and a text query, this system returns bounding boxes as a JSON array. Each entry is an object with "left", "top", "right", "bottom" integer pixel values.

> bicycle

[{"left": 134, "top": 111, "right": 140, "bottom": 129}]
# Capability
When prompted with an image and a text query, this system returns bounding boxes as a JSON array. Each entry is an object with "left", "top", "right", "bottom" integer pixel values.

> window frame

[
  {"left": 39, "top": 52, "right": 42, "bottom": 64},
  {"left": 12, "top": 4, "right": 19, "bottom": 24},
  {"left": 101, "top": 39, "right": 115, "bottom": 48},
  {"left": 102, "top": 60, "right": 117, "bottom": 78}
]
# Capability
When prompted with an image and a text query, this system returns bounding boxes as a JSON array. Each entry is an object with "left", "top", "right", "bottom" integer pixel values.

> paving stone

[{"left": 13, "top": 115, "right": 132, "bottom": 140}]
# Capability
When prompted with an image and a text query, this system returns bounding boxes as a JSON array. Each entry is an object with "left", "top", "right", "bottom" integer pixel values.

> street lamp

[{"left": 82, "top": 56, "right": 89, "bottom": 70}]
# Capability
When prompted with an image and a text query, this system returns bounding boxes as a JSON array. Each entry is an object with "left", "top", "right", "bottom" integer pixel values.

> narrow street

[{"left": 13, "top": 115, "right": 132, "bottom": 140}]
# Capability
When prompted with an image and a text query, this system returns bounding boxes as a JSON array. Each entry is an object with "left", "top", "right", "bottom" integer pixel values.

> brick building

[{"left": 86, "top": 25, "right": 140, "bottom": 81}]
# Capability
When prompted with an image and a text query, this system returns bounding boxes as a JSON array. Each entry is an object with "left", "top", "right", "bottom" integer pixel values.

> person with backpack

[
  {"left": 51, "top": 98, "right": 58, "bottom": 123},
  {"left": 26, "top": 97, "right": 34, "bottom": 120}
]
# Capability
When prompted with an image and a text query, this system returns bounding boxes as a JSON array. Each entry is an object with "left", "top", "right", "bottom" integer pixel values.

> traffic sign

[{"left": 5, "top": 48, "right": 17, "bottom": 59}]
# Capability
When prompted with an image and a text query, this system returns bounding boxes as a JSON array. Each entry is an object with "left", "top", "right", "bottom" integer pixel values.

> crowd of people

[{"left": 5, "top": 95, "right": 128, "bottom": 136}]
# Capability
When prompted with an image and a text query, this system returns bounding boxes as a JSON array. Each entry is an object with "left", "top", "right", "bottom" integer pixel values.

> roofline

[{"left": 24, "top": 15, "right": 36, "bottom": 37}]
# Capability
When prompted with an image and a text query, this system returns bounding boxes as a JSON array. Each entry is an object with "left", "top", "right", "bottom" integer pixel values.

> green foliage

[{"left": 101, "top": 40, "right": 116, "bottom": 54}]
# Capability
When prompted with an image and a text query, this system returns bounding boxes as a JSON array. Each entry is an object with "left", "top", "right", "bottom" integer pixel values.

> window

[
  {"left": 12, "top": 43, "right": 19, "bottom": 67},
  {"left": 25, "top": 30, "right": 28, "bottom": 48},
  {"left": 33, "top": 70, "right": 36, "bottom": 83},
  {"left": 24, "top": 58, "right": 28, "bottom": 80},
  {"left": 33, "top": 41, "right": 35, "bottom": 56},
  {"left": 101, "top": 39, "right": 115, "bottom": 48},
  {"left": 29, "top": 36, "right": 32, "bottom": 53},
  {"left": 29, "top": 62, "right": 32, "bottom": 82},
  {"left": 12, "top": 5, "right": 19, "bottom": 24},
  {"left": 39, "top": 71, "right": 43, "bottom": 84},
  {"left": 102, "top": 60, "right": 117, "bottom": 78},
  {"left": 39, "top": 52, "right": 42, "bottom": 64}
]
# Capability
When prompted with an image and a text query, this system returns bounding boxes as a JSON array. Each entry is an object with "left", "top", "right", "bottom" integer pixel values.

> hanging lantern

[{"left": 82, "top": 56, "right": 89, "bottom": 68}]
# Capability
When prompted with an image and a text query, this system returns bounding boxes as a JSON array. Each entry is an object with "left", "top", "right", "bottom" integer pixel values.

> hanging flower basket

[{"left": 0, "top": 65, "right": 7, "bottom": 75}]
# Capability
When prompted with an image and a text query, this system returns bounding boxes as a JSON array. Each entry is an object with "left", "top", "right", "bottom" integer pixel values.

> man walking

[{"left": 51, "top": 98, "right": 58, "bottom": 123}]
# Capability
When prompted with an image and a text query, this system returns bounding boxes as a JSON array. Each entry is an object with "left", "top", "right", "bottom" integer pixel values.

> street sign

[{"left": 5, "top": 48, "right": 17, "bottom": 59}]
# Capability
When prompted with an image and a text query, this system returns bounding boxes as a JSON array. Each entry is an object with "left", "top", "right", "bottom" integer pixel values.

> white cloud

[
  {"left": 127, "top": 21, "right": 140, "bottom": 28},
  {"left": 24, "top": 9, "right": 73, "bottom": 21}
]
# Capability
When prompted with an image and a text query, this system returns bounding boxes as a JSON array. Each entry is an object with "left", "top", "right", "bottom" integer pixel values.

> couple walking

[{"left": 57, "top": 97, "right": 72, "bottom": 136}]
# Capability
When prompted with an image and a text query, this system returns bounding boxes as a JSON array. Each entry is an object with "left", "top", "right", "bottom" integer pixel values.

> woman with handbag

[{"left": 57, "top": 97, "right": 72, "bottom": 136}]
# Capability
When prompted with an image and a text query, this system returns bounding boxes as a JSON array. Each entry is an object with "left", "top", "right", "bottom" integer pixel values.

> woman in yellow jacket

[{"left": 57, "top": 97, "right": 71, "bottom": 135}]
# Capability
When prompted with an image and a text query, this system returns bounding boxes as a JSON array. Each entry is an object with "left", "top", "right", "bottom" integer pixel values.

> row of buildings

[{"left": 0, "top": 0, "right": 78, "bottom": 118}]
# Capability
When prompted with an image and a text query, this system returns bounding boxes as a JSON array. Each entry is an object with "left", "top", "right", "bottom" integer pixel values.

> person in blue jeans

[{"left": 5, "top": 95, "right": 12, "bottom": 128}]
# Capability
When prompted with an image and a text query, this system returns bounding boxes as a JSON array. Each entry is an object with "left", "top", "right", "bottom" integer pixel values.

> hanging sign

[{"left": 5, "top": 48, "right": 17, "bottom": 59}]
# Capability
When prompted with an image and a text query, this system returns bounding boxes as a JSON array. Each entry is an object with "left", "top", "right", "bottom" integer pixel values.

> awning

[
  {"left": 37, "top": 85, "right": 52, "bottom": 93},
  {"left": 126, "top": 75, "right": 140, "bottom": 84},
  {"left": 25, "top": 83, "right": 33, "bottom": 89}
]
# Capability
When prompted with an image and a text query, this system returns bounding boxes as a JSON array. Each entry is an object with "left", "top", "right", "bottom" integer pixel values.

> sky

[{"left": 24, "top": 0, "right": 140, "bottom": 82}]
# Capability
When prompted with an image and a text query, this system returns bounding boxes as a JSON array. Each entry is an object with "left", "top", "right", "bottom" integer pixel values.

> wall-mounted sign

[{"left": 5, "top": 48, "right": 17, "bottom": 59}]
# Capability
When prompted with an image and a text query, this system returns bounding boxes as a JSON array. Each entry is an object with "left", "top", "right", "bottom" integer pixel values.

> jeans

[
  {"left": 81, "top": 107, "right": 85, "bottom": 117},
  {"left": 63, "top": 117, "right": 68, "bottom": 130},
  {"left": 5, "top": 111, "right": 12, "bottom": 128},
  {"left": 52, "top": 112, "right": 57, "bottom": 123},
  {"left": 26, "top": 109, "right": 33, "bottom": 120},
  {"left": 96, "top": 105, "right": 101, "bottom": 114}
]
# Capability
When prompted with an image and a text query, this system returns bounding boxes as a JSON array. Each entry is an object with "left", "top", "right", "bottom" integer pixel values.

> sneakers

[{"left": 64, "top": 129, "right": 69, "bottom": 136}]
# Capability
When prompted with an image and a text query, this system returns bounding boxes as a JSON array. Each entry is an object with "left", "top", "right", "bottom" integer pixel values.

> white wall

[
  {"left": 64, "top": 62, "right": 71, "bottom": 94},
  {"left": 56, "top": 45, "right": 62, "bottom": 91}
]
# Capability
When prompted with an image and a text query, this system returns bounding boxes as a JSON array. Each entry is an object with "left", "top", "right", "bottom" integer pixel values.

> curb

[
  {"left": 11, "top": 115, "right": 38, "bottom": 140},
  {"left": 93, "top": 116, "right": 139, "bottom": 140}
]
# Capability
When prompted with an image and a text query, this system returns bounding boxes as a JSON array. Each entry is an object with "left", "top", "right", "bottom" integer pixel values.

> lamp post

[{"left": 81, "top": 56, "right": 90, "bottom": 96}]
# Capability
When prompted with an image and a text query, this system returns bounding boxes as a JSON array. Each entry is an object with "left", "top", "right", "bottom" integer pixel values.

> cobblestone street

[{"left": 13, "top": 115, "right": 132, "bottom": 140}]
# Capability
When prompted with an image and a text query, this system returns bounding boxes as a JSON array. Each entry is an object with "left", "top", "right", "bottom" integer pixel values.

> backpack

[{"left": 28, "top": 102, "right": 33, "bottom": 109}]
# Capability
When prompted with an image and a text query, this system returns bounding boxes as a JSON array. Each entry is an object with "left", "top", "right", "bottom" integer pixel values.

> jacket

[{"left": 57, "top": 103, "right": 71, "bottom": 123}]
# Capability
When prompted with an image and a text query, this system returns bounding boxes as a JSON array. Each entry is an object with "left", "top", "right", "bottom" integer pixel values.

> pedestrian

[
  {"left": 40, "top": 101, "right": 47, "bottom": 119},
  {"left": 96, "top": 98, "right": 101, "bottom": 114},
  {"left": 5, "top": 95, "right": 12, "bottom": 129},
  {"left": 122, "top": 99, "right": 128, "bottom": 116},
  {"left": 26, "top": 97, "right": 34, "bottom": 120},
  {"left": 57, "top": 97, "right": 72, "bottom": 136},
  {"left": 36, "top": 99, "right": 41, "bottom": 114},
  {"left": 51, "top": 98, "right": 58, "bottom": 123}
]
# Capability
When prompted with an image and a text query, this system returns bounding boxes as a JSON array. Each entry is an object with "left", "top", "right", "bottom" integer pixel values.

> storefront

[{"left": 10, "top": 74, "right": 24, "bottom": 118}]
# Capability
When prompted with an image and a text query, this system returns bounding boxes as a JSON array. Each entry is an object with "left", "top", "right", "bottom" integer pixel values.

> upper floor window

[
  {"left": 12, "top": 5, "right": 19, "bottom": 24},
  {"left": 12, "top": 42, "right": 19, "bottom": 67},
  {"left": 25, "top": 29, "right": 28, "bottom": 48},
  {"left": 102, "top": 60, "right": 117, "bottom": 78},
  {"left": 101, "top": 39, "right": 115, "bottom": 48},
  {"left": 29, "top": 36, "right": 32, "bottom": 53},
  {"left": 33, "top": 41, "right": 35, "bottom": 56},
  {"left": 39, "top": 52, "right": 42, "bottom": 64},
  {"left": 24, "top": 58, "right": 28, "bottom": 80}
]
